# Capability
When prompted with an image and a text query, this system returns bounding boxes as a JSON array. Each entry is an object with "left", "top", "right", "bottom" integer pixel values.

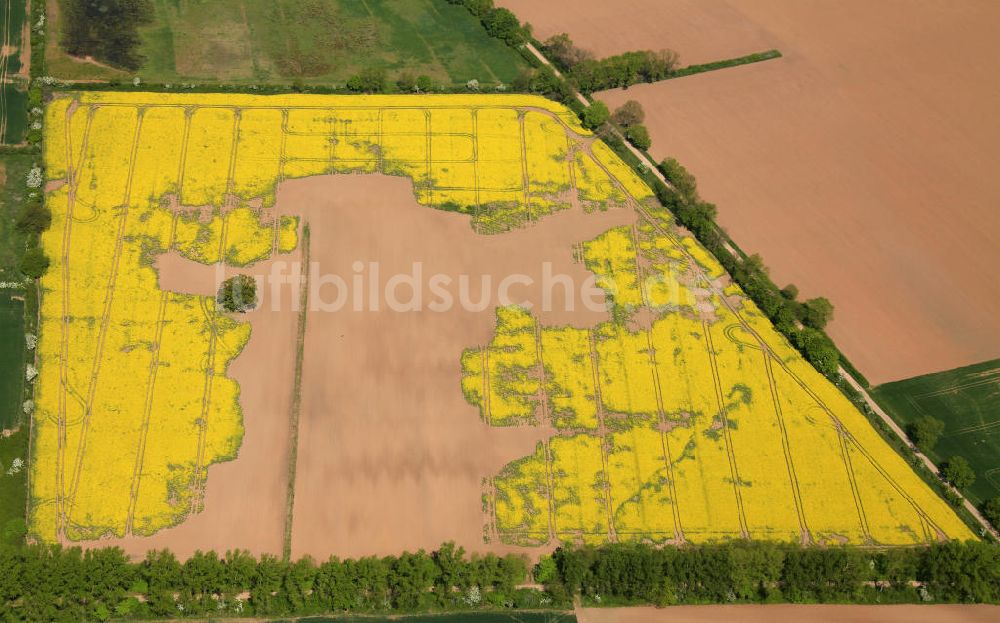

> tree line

[
  {"left": 0, "top": 542, "right": 533, "bottom": 621},
  {"left": 544, "top": 541, "right": 1000, "bottom": 606},
  {"left": 2, "top": 540, "right": 999, "bottom": 621}
]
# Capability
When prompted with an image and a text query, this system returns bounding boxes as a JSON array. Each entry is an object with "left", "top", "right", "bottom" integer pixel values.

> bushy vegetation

[{"left": 59, "top": 0, "right": 154, "bottom": 71}]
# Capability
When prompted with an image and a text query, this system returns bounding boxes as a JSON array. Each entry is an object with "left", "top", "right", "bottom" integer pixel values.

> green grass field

[
  {"left": 874, "top": 358, "right": 1000, "bottom": 504},
  {"left": 0, "top": 426, "right": 27, "bottom": 546},
  {"left": 0, "top": 150, "right": 30, "bottom": 547},
  {"left": 49, "top": 0, "right": 529, "bottom": 87},
  {"left": 1, "top": 0, "right": 28, "bottom": 144},
  {"left": 0, "top": 153, "right": 32, "bottom": 276}
]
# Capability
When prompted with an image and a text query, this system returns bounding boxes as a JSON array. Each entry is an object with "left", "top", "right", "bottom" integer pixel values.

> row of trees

[
  {"left": 0, "top": 543, "right": 533, "bottom": 621},
  {"left": 446, "top": 0, "right": 530, "bottom": 46},
  {"left": 541, "top": 33, "right": 680, "bottom": 94},
  {"left": 60, "top": 0, "right": 154, "bottom": 71},
  {"left": 3, "top": 541, "right": 999, "bottom": 621},
  {"left": 544, "top": 541, "right": 1000, "bottom": 605}
]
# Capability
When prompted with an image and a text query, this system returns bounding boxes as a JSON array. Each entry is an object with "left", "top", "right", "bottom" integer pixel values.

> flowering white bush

[
  {"left": 26, "top": 365, "right": 38, "bottom": 382},
  {"left": 133, "top": 77, "right": 141, "bottom": 86},
  {"left": 31, "top": 121, "right": 42, "bottom": 130},
  {"left": 26, "top": 167, "right": 43, "bottom": 188},
  {"left": 463, "top": 585, "right": 481, "bottom": 606},
  {"left": 22, "top": 400, "right": 34, "bottom": 415},
  {"left": 6, "top": 458, "right": 24, "bottom": 476},
  {"left": 466, "top": 79, "right": 480, "bottom": 91},
  {"left": 25, "top": 333, "right": 37, "bottom": 349}
]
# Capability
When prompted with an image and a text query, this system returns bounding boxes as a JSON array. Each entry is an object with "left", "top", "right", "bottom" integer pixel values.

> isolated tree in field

[
  {"left": 20, "top": 247, "right": 50, "bottom": 279},
  {"left": 942, "top": 455, "right": 976, "bottom": 490},
  {"left": 802, "top": 296, "right": 834, "bottom": 329},
  {"left": 612, "top": 100, "right": 645, "bottom": 127},
  {"left": 625, "top": 124, "right": 652, "bottom": 150},
  {"left": 217, "top": 275, "right": 258, "bottom": 313},
  {"left": 908, "top": 415, "right": 945, "bottom": 453},
  {"left": 582, "top": 101, "right": 610, "bottom": 129},
  {"left": 659, "top": 157, "right": 698, "bottom": 201}
]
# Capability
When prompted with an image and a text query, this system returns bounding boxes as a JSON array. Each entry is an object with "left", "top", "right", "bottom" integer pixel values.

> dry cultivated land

[
  {"left": 594, "top": 0, "right": 1000, "bottom": 385},
  {"left": 31, "top": 91, "right": 973, "bottom": 560},
  {"left": 496, "top": 0, "right": 776, "bottom": 66}
]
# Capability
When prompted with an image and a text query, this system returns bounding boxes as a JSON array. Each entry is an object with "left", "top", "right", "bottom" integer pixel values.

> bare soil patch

[
  {"left": 577, "top": 604, "right": 1000, "bottom": 623},
  {"left": 497, "top": 0, "right": 777, "bottom": 65},
  {"left": 68, "top": 174, "right": 634, "bottom": 559},
  {"left": 286, "top": 175, "right": 633, "bottom": 560},
  {"left": 596, "top": 0, "right": 1000, "bottom": 384}
]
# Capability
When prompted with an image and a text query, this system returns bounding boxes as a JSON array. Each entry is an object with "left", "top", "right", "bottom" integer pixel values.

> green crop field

[
  {"left": 874, "top": 358, "right": 1000, "bottom": 504},
  {"left": 1, "top": 0, "right": 28, "bottom": 144},
  {"left": 0, "top": 426, "right": 28, "bottom": 546},
  {"left": 0, "top": 153, "right": 33, "bottom": 276},
  {"left": 49, "top": 0, "right": 528, "bottom": 87}
]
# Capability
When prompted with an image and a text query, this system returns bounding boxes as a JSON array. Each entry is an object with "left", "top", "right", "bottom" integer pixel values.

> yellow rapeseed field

[
  {"left": 36, "top": 91, "right": 972, "bottom": 549},
  {"left": 34, "top": 91, "right": 636, "bottom": 542}
]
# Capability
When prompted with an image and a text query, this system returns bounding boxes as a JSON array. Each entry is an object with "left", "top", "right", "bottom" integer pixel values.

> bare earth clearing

[
  {"left": 596, "top": 0, "right": 1000, "bottom": 384},
  {"left": 497, "top": 0, "right": 777, "bottom": 65},
  {"left": 576, "top": 604, "right": 1000, "bottom": 623},
  {"left": 68, "top": 174, "right": 633, "bottom": 559}
]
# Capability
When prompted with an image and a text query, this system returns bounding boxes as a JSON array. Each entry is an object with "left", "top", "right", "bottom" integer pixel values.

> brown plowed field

[
  {"left": 497, "top": 0, "right": 777, "bottom": 64},
  {"left": 595, "top": 0, "right": 1000, "bottom": 384}
]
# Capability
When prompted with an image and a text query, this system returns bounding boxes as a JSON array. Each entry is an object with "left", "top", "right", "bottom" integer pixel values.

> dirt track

[
  {"left": 577, "top": 604, "right": 1000, "bottom": 623},
  {"left": 596, "top": 0, "right": 1000, "bottom": 384}
]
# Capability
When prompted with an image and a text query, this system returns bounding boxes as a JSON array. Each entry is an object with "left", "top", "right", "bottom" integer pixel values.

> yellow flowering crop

[
  {"left": 36, "top": 91, "right": 972, "bottom": 550},
  {"left": 475, "top": 160, "right": 974, "bottom": 547}
]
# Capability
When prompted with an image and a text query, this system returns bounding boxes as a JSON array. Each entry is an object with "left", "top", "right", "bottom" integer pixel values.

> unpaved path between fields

[{"left": 576, "top": 604, "right": 1000, "bottom": 623}]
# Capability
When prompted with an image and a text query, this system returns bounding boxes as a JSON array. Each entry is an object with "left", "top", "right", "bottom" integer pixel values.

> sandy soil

[
  {"left": 287, "top": 175, "right": 634, "bottom": 559},
  {"left": 497, "top": 0, "right": 777, "bottom": 65},
  {"left": 577, "top": 604, "right": 1000, "bottom": 623},
  {"left": 596, "top": 0, "right": 1000, "bottom": 384},
  {"left": 70, "top": 174, "right": 634, "bottom": 560}
]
